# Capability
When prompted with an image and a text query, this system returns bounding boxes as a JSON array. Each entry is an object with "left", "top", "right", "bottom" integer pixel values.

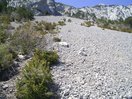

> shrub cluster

[
  {"left": 0, "top": 14, "right": 15, "bottom": 75},
  {"left": 0, "top": 0, "right": 8, "bottom": 13},
  {"left": 58, "top": 21, "right": 66, "bottom": 26},
  {"left": 16, "top": 49, "right": 59, "bottom": 99},
  {"left": 35, "top": 21, "right": 58, "bottom": 34},
  {"left": 81, "top": 21, "right": 94, "bottom": 27},
  {"left": 96, "top": 17, "right": 132, "bottom": 33},
  {"left": 13, "top": 6, "right": 34, "bottom": 22},
  {"left": 0, "top": 44, "right": 13, "bottom": 72},
  {"left": 0, "top": 0, "right": 34, "bottom": 22},
  {"left": 11, "top": 21, "right": 58, "bottom": 54},
  {"left": 124, "top": 17, "right": 132, "bottom": 28},
  {"left": 0, "top": 28, "right": 8, "bottom": 44}
]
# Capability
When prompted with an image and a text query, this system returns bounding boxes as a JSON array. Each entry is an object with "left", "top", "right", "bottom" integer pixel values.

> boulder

[
  {"left": 59, "top": 42, "right": 69, "bottom": 47},
  {"left": 17, "top": 55, "right": 26, "bottom": 61},
  {"left": 2, "top": 84, "right": 9, "bottom": 90}
]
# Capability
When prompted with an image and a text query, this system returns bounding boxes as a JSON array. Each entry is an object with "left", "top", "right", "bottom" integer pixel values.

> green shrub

[
  {"left": 0, "top": 28, "right": 7, "bottom": 44},
  {"left": 81, "top": 21, "right": 93, "bottom": 27},
  {"left": 34, "top": 21, "right": 58, "bottom": 34},
  {"left": 53, "top": 37, "right": 61, "bottom": 42},
  {"left": 16, "top": 59, "right": 53, "bottom": 99},
  {"left": 96, "top": 18, "right": 132, "bottom": 33},
  {"left": 0, "top": 15, "right": 11, "bottom": 44},
  {"left": 0, "top": 0, "right": 8, "bottom": 13},
  {"left": 15, "top": 6, "right": 34, "bottom": 21},
  {"left": 11, "top": 31, "right": 37, "bottom": 54},
  {"left": 58, "top": 21, "right": 66, "bottom": 26},
  {"left": 11, "top": 21, "right": 59, "bottom": 54},
  {"left": 0, "top": 44, "right": 13, "bottom": 71},
  {"left": 34, "top": 49, "right": 59, "bottom": 65},
  {"left": 124, "top": 17, "right": 132, "bottom": 28},
  {"left": 16, "top": 50, "right": 59, "bottom": 99},
  {"left": 0, "top": 15, "right": 10, "bottom": 24}
]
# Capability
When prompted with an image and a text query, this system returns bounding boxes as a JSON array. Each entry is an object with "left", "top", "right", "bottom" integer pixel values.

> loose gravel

[{"left": 41, "top": 16, "right": 132, "bottom": 99}]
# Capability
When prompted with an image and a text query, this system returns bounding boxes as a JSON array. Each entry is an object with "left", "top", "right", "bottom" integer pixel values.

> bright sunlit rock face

[
  {"left": 56, "top": 3, "right": 132, "bottom": 20},
  {"left": 8, "top": 0, "right": 132, "bottom": 20}
]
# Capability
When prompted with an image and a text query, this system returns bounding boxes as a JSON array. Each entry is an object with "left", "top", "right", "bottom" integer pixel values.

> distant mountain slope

[
  {"left": 80, "top": 4, "right": 132, "bottom": 20},
  {"left": 8, "top": 0, "right": 60, "bottom": 15},
  {"left": 8, "top": 0, "right": 132, "bottom": 20},
  {"left": 56, "top": 3, "right": 132, "bottom": 20}
]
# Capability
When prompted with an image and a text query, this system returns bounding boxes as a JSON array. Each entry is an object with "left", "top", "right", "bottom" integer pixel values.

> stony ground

[
  {"left": 0, "top": 16, "right": 132, "bottom": 99},
  {"left": 40, "top": 16, "right": 132, "bottom": 99}
]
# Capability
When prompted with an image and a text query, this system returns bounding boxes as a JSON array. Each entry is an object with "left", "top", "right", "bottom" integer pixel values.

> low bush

[
  {"left": 34, "top": 49, "right": 59, "bottom": 65},
  {"left": 0, "top": 0, "right": 8, "bottom": 13},
  {"left": 35, "top": 21, "right": 57, "bottom": 34},
  {"left": 16, "top": 59, "right": 53, "bottom": 99},
  {"left": 81, "top": 21, "right": 93, "bottom": 27},
  {"left": 16, "top": 49, "right": 59, "bottom": 99},
  {"left": 58, "top": 21, "right": 66, "bottom": 26},
  {"left": 97, "top": 18, "right": 132, "bottom": 33},
  {"left": 11, "top": 30, "right": 37, "bottom": 54},
  {"left": 0, "top": 15, "right": 10, "bottom": 25},
  {"left": 125, "top": 17, "right": 132, "bottom": 28},
  {"left": 0, "top": 44, "right": 13, "bottom": 72},
  {"left": 0, "top": 28, "right": 8, "bottom": 44},
  {"left": 11, "top": 21, "right": 58, "bottom": 54},
  {"left": 15, "top": 6, "right": 34, "bottom": 21}
]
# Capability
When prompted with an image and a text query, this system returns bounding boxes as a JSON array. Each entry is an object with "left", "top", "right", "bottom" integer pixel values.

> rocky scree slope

[{"left": 39, "top": 16, "right": 132, "bottom": 99}]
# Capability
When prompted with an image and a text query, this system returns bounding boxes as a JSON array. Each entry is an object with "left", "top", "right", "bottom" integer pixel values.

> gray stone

[{"left": 2, "top": 84, "right": 9, "bottom": 90}]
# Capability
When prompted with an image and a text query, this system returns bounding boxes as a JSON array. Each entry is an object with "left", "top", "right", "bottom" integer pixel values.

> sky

[{"left": 55, "top": 0, "right": 132, "bottom": 8}]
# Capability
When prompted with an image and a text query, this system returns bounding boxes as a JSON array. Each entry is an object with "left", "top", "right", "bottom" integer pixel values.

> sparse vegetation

[
  {"left": 124, "top": 17, "right": 132, "bottom": 28},
  {"left": 0, "top": 28, "right": 8, "bottom": 44},
  {"left": 58, "top": 20, "right": 66, "bottom": 26},
  {"left": 0, "top": 0, "right": 8, "bottom": 13},
  {"left": 11, "top": 21, "right": 58, "bottom": 54},
  {"left": 0, "top": 0, "right": 34, "bottom": 22},
  {"left": 0, "top": 14, "right": 11, "bottom": 44},
  {"left": 81, "top": 21, "right": 94, "bottom": 27},
  {"left": 16, "top": 49, "right": 59, "bottom": 99},
  {"left": 97, "top": 17, "right": 132, "bottom": 33},
  {"left": 35, "top": 21, "right": 58, "bottom": 33},
  {"left": 11, "top": 6, "right": 34, "bottom": 22},
  {"left": 0, "top": 44, "right": 13, "bottom": 72}
]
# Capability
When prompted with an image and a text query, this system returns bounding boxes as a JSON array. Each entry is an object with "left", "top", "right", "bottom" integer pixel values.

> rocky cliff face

[
  {"left": 8, "top": 0, "right": 60, "bottom": 15},
  {"left": 56, "top": 3, "right": 132, "bottom": 20},
  {"left": 80, "top": 4, "right": 132, "bottom": 20},
  {"left": 8, "top": 0, "right": 132, "bottom": 20}
]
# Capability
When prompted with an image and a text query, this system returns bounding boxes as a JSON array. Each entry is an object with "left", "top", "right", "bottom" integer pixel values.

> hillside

[
  {"left": 56, "top": 3, "right": 132, "bottom": 20},
  {"left": 7, "top": 0, "right": 132, "bottom": 20}
]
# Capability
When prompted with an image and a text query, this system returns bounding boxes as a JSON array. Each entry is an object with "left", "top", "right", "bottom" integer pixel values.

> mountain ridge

[{"left": 8, "top": 0, "right": 132, "bottom": 20}]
